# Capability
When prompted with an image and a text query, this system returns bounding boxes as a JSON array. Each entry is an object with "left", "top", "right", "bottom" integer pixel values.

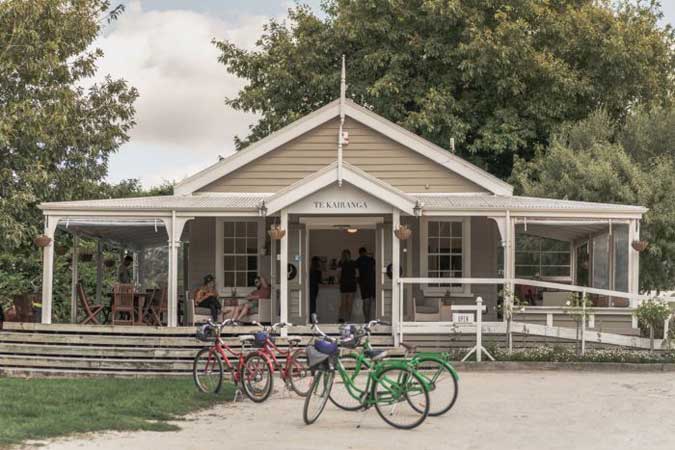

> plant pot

[
  {"left": 268, "top": 225, "right": 286, "bottom": 240},
  {"left": 55, "top": 245, "right": 68, "bottom": 256},
  {"left": 394, "top": 224, "right": 412, "bottom": 241},
  {"left": 631, "top": 240, "right": 648, "bottom": 252},
  {"left": 33, "top": 235, "right": 52, "bottom": 248},
  {"left": 104, "top": 258, "right": 116, "bottom": 268}
]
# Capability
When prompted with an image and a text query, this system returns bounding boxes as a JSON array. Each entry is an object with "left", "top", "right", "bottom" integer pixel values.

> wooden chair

[
  {"left": 13, "top": 295, "right": 34, "bottom": 323},
  {"left": 185, "top": 290, "right": 212, "bottom": 326},
  {"left": 146, "top": 288, "right": 168, "bottom": 326},
  {"left": 76, "top": 283, "right": 104, "bottom": 325},
  {"left": 112, "top": 284, "right": 135, "bottom": 325}
]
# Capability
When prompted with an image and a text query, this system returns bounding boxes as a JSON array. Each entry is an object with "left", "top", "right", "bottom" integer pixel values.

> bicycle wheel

[
  {"left": 372, "top": 367, "right": 429, "bottom": 429},
  {"left": 329, "top": 353, "right": 369, "bottom": 411},
  {"left": 303, "top": 369, "right": 335, "bottom": 425},
  {"left": 193, "top": 348, "right": 224, "bottom": 394},
  {"left": 413, "top": 357, "right": 459, "bottom": 416},
  {"left": 287, "top": 348, "right": 313, "bottom": 397},
  {"left": 241, "top": 353, "right": 273, "bottom": 402}
]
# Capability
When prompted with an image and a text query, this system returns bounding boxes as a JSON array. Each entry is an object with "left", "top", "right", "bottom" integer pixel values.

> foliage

[
  {"left": 491, "top": 345, "right": 675, "bottom": 364},
  {"left": 0, "top": 377, "right": 234, "bottom": 446},
  {"left": 511, "top": 108, "right": 675, "bottom": 292},
  {"left": 0, "top": 0, "right": 138, "bottom": 253},
  {"left": 564, "top": 292, "right": 593, "bottom": 323},
  {"left": 635, "top": 298, "right": 673, "bottom": 334},
  {"left": 214, "top": 0, "right": 675, "bottom": 179}
]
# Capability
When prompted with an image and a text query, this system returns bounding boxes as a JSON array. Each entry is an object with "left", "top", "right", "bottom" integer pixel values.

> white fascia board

[
  {"left": 174, "top": 100, "right": 341, "bottom": 195},
  {"left": 265, "top": 163, "right": 417, "bottom": 216},
  {"left": 342, "top": 101, "right": 514, "bottom": 196}
]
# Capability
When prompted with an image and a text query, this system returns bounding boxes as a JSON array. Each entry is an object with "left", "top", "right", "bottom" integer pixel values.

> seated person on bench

[
  {"left": 193, "top": 274, "right": 222, "bottom": 321},
  {"left": 233, "top": 275, "right": 270, "bottom": 321}
]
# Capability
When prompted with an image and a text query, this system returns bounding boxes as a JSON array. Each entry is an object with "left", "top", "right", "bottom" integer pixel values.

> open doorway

[{"left": 305, "top": 222, "right": 377, "bottom": 324}]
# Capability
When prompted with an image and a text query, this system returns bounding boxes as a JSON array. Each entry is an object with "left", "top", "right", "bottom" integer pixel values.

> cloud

[{"left": 91, "top": 1, "right": 272, "bottom": 186}]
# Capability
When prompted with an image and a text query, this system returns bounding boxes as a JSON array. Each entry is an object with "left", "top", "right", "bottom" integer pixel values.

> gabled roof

[
  {"left": 264, "top": 161, "right": 418, "bottom": 216},
  {"left": 174, "top": 98, "right": 514, "bottom": 196}
]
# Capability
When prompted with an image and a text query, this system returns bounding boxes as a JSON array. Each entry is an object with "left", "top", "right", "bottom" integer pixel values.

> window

[
  {"left": 223, "top": 221, "right": 258, "bottom": 289},
  {"left": 427, "top": 220, "right": 464, "bottom": 288},
  {"left": 515, "top": 236, "right": 571, "bottom": 279}
]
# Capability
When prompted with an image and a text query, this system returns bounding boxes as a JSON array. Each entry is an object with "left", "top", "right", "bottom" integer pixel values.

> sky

[{"left": 96, "top": 0, "right": 675, "bottom": 188}]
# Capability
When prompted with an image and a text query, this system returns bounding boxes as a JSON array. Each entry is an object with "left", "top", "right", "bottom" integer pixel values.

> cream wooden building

[{"left": 37, "top": 96, "right": 648, "bottom": 345}]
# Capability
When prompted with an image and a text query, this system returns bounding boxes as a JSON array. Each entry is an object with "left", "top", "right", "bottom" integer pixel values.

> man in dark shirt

[{"left": 356, "top": 247, "right": 376, "bottom": 321}]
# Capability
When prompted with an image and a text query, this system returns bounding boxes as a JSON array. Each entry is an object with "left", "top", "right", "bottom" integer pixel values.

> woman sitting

[
  {"left": 193, "top": 274, "right": 221, "bottom": 321},
  {"left": 233, "top": 275, "right": 270, "bottom": 321}
]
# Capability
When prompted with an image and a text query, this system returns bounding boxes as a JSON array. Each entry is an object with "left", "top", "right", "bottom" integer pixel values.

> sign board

[
  {"left": 452, "top": 313, "right": 475, "bottom": 323},
  {"left": 287, "top": 182, "right": 393, "bottom": 214}
]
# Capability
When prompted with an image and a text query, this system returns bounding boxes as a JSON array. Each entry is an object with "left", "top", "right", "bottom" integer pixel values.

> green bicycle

[
  {"left": 303, "top": 315, "right": 430, "bottom": 430},
  {"left": 329, "top": 321, "right": 459, "bottom": 417}
]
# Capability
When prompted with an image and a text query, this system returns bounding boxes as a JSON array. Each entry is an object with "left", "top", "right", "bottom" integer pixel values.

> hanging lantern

[
  {"left": 33, "top": 234, "right": 52, "bottom": 248},
  {"left": 631, "top": 240, "right": 648, "bottom": 252},
  {"left": 394, "top": 224, "right": 412, "bottom": 241},
  {"left": 268, "top": 224, "right": 286, "bottom": 240}
]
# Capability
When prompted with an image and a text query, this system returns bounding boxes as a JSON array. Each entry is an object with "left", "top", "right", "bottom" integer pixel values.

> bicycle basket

[
  {"left": 339, "top": 324, "right": 359, "bottom": 349},
  {"left": 314, "top": 338, "right": 338, "bottom": 355},
  {"left": 195, "top": 324, "right": 214, "bottom": 342},
  {"left": 254, "top": 331, "right": 272, "bottom": 347},
  {"left": 306, "top": 345, "right": 330, "bottom": 369}
]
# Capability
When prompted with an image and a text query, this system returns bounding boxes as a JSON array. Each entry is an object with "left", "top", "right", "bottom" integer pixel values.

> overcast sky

[{"left": 97, "top": 0, "right": 675, "bottom": 188}]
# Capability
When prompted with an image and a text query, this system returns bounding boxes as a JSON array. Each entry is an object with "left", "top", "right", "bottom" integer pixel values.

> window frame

[
  {"left": 214, "top": 218, "right": 264, "bottom": 295},
  {"left": 419, "top": 216, "right": 472, "bottom": 296},
  {"left": 515, "top": 236, "right": 572, "bottom": 282}
]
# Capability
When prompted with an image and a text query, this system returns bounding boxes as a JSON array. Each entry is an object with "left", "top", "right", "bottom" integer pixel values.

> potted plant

[
  {"left": 33, "top": 234, "right": 52, "bottom": 248},
  {"left": 635, "top": 298, "right": 673, "bottom": 352}
]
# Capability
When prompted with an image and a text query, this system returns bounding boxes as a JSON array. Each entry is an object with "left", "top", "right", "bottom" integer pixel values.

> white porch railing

[{"left": 396, "top": 277, "right": 666, "bottom": 352}]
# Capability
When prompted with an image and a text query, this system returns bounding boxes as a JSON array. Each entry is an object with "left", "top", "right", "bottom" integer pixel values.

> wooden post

[
  {"left": 392, "top": 208, "right": 401, "bottom": 346},
  {"left": 280, "top": 209, "right": 289, "bottom": 337},
  {"left": 70, "top": 234, "right": 79, "bottom": 323},
  {"left": 95, "top": 240, "right": 103, "bottom": 304},
  {"left": 476, "top": 297, "right": 483, "bottom": 362},
  {"left": 581, "top": 289, "right": 586, "bottom": 355},
  {"left": 41, "top": 215, "right": 59, "bottom": 324}
]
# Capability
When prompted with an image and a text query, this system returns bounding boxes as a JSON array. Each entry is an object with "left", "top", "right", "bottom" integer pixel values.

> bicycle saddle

[
  {"left": 400, "top": 342, "right": 417, "bottom": 353},
  {"left": 364, "top": 349, "right": 388, "bottom": 361},
  {"left": 238, "top": 334, "right": 255, "bottom": 342}
]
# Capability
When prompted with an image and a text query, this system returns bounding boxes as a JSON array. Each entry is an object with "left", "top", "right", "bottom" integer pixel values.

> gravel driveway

[{"left": 35, "top": 371, "right": 675, "bottom": 450}]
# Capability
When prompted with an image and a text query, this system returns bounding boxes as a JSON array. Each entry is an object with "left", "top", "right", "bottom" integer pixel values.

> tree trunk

[
  {"left": 507, "top": 316, "right": 512, "bottom": 354},
  {"left": 649, "top": 325, "right": 655, "bottom": 353}
]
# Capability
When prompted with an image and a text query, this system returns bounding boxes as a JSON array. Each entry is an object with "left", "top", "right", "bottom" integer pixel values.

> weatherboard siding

[{"left": 198, "top": 117, "right": 487, "bottom": 194}]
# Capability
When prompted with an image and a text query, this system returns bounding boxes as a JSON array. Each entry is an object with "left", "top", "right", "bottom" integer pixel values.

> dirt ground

[{"left": 32, "top": 371, "right": 675, "bottom": 450}]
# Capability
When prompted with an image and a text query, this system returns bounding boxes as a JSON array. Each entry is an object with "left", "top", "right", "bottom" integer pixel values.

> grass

[{"left": 0, "top": 377, "right": 235, "bottom": 448}]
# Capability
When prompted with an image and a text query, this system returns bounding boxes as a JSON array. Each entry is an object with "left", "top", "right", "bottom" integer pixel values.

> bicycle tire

[
  {"left": 241, "top": 352, "right": 273, "bottom": 402},
  {"left": 329, "top": 353, "right": 369, "bottom": 411},
  {"left": 303, "top": 369, "right": 335, "bottom": 425},
  {"left": 372, "top": 366, "right": 429, "bottom": 430},
  {"left": 193, "top": 347, "right": 224, "bottom": 394},
  {"left": 287, "top": 348, "right": 313, "bottom": 397},
  {"left": 413, "top": 356, "right": 459, "bottom": 416}
]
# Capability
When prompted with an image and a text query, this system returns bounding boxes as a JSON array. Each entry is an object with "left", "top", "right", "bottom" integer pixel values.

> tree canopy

[
  {"left": 0, "top": 0, "right": 138, "bottom": 253},
  {"left": 215, "top": 0, "right": 675, "bottom": 178},
  {"left": 511, "top": 108, "right": 675, "bottom": 292}
]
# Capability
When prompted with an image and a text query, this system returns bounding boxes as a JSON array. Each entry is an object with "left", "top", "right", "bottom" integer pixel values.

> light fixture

[{"left": 346, "top": 228, "right": 358, "bottom": 234}]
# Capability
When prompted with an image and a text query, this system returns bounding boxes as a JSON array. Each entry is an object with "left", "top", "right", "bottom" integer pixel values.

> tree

[
  {"left": 214, "top": 0, "right": 675, "bottom": 178},
  {"left": 0, "top": 0, "right": 138, "bottom": 254},
  {"left": 511, "top": 109, "right": 675, "bottom": 293}
]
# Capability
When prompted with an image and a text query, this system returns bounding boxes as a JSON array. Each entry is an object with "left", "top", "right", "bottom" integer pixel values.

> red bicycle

[
  {"left": 241, "top": 321, "right": 312, "bottom": 402},
  {"left": 193, "top": 319, "right": 271, "bottom": 401}
]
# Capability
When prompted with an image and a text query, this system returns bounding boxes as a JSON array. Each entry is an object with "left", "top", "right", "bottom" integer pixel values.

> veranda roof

[{"left": 40, "top": 193, "right": 646, "bottom": 216}]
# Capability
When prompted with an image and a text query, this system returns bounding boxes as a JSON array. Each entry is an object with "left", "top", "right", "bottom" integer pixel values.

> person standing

[
  {"left": 309, "top": 256, "right": 322, "bottom": 318},
  {"left": 117, "top": 255, "right": 133, "bottom": 284},
  {"left": 337, "top": 249, "right": 357, "bottom": 323},
  {"left": 356, "top": 247, "right": 376, "bottom": 321}
]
